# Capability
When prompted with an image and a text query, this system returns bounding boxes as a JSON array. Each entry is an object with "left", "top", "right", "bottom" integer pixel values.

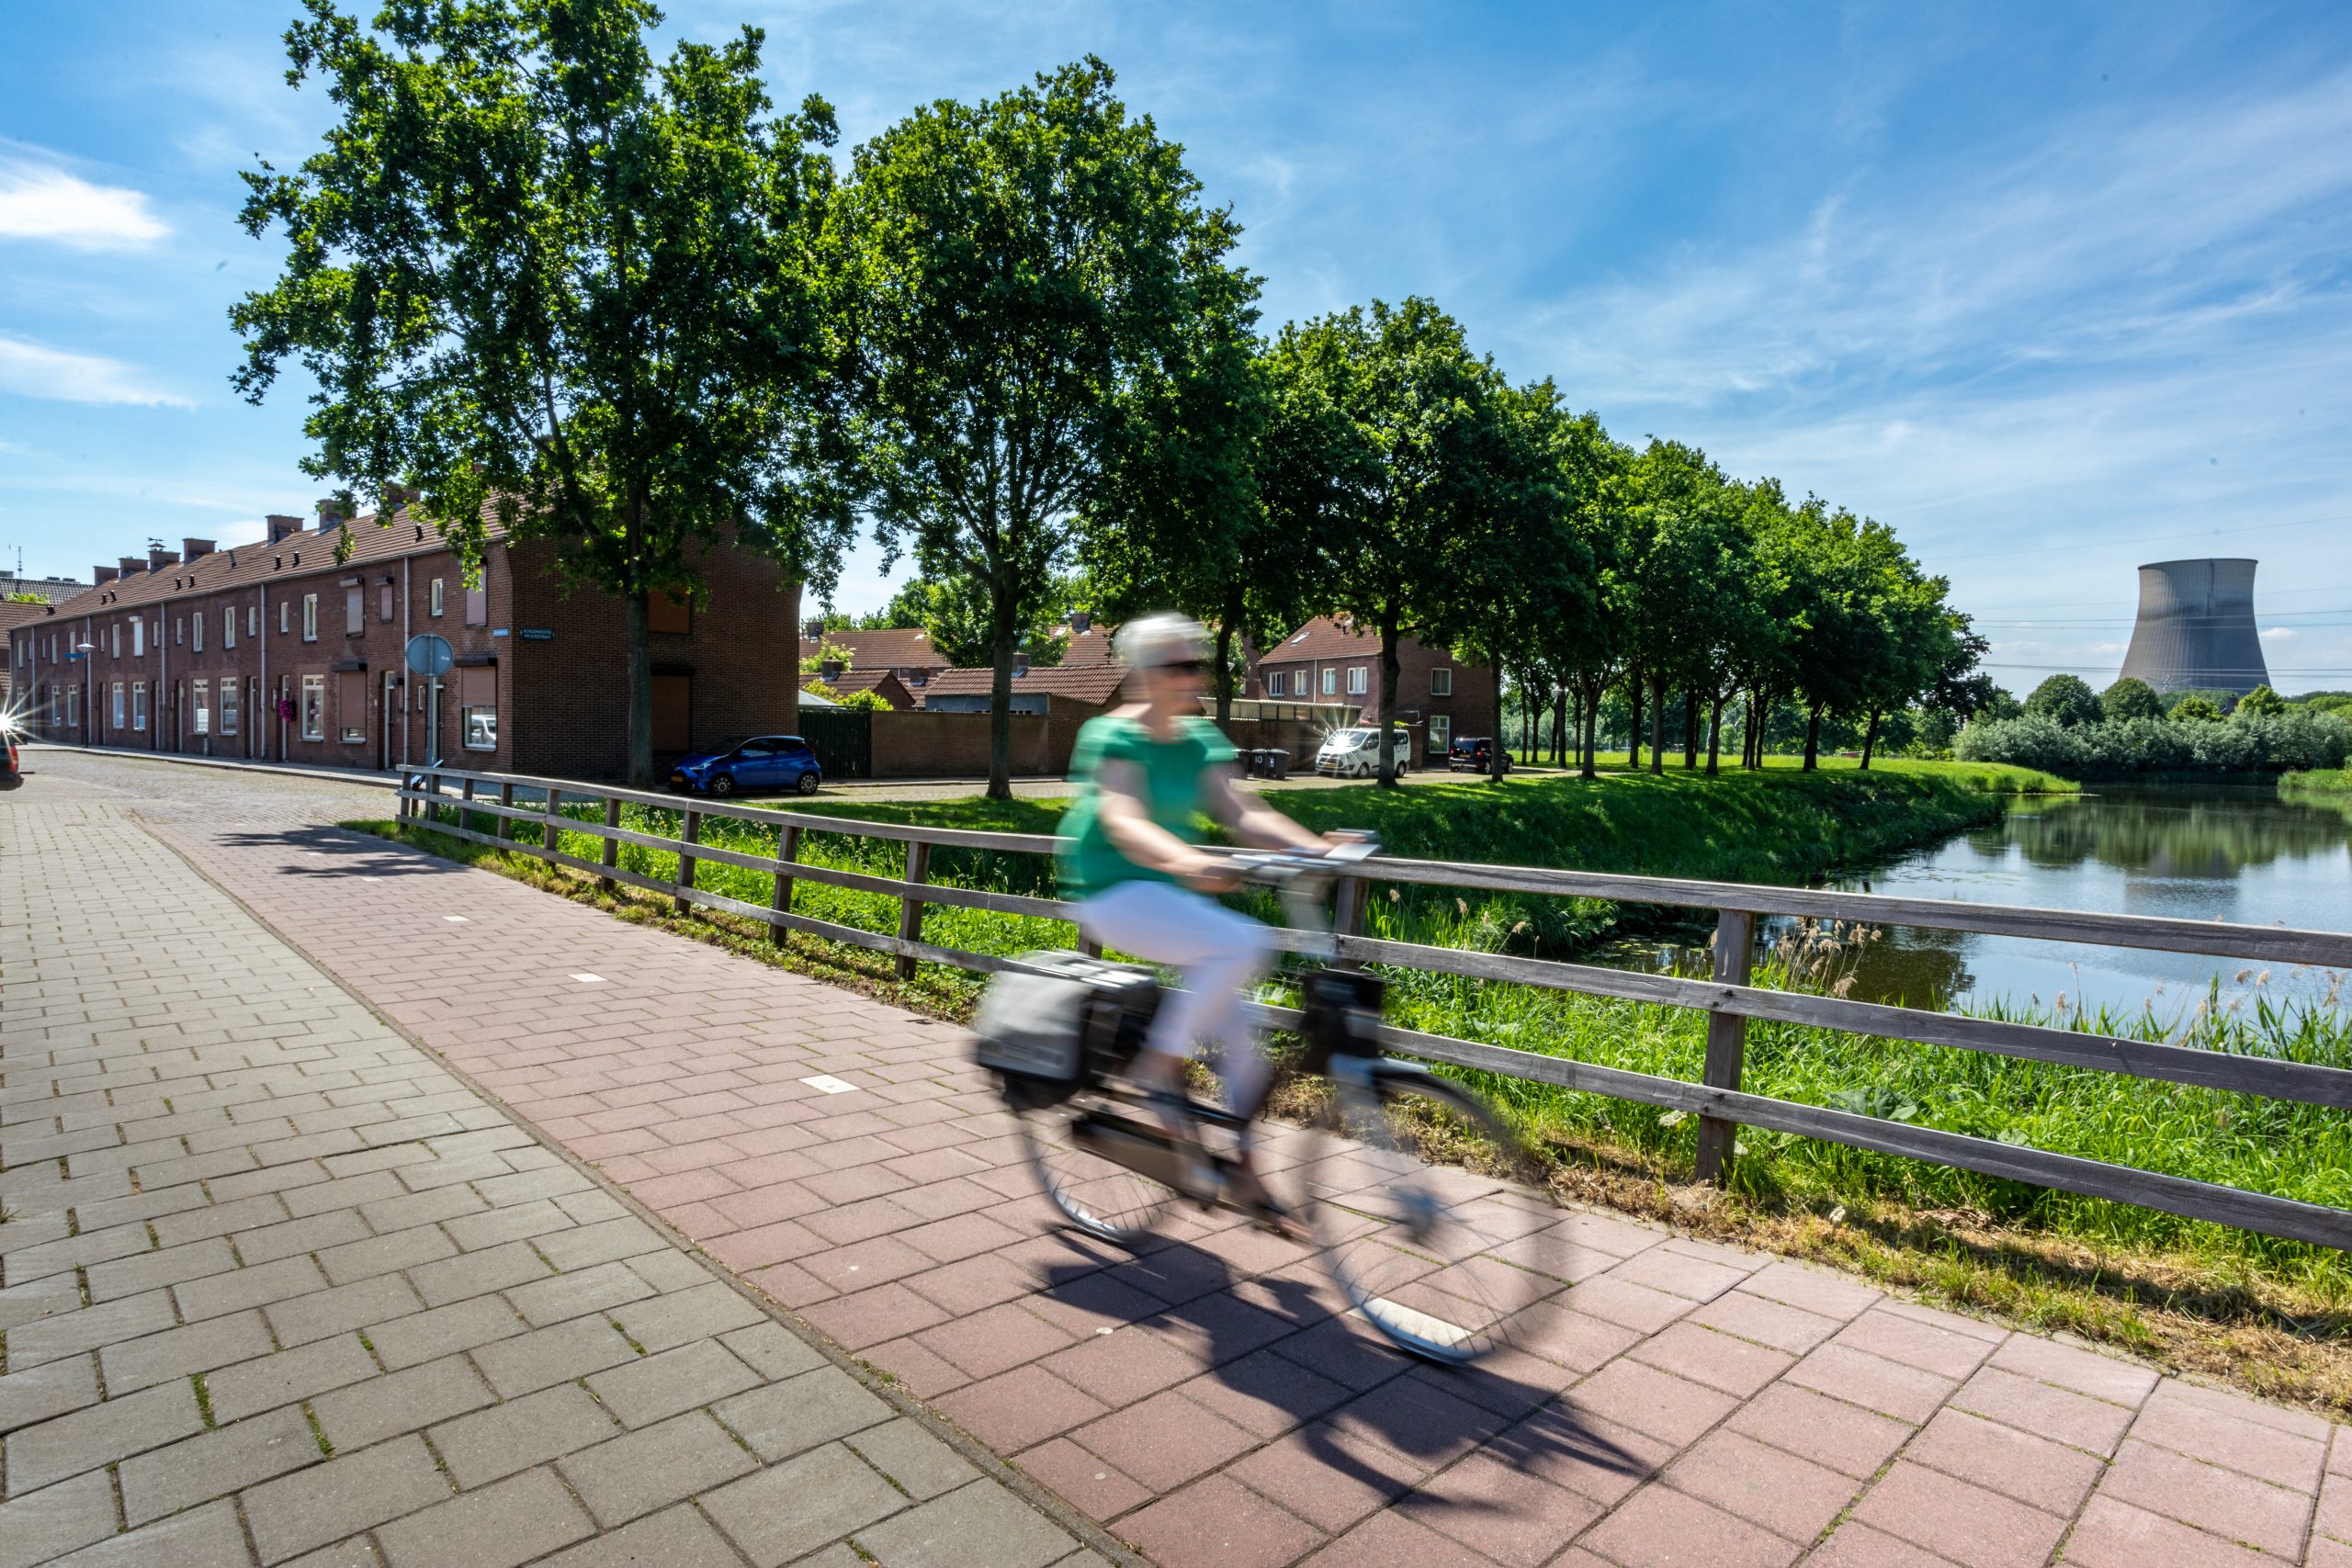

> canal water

[{"left": 1616, "top": 785, "right": 2352, "bottom": 1020}]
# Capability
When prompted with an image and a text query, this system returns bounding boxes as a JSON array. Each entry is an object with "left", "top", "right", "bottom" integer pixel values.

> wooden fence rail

[{"left": 394, "top": 765, "right": 2352, "bottom": 1252}]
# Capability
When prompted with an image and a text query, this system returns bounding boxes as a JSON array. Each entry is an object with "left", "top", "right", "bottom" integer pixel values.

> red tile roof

[
  {"left": 797, "top": 627, "right": 942, "bottom": 671},
  {"left": 1262, "top": 615, "right": 1384, "bottom": 663},
  {"left": 919, "top": 660, "right": 1140, "bottom": 706}
]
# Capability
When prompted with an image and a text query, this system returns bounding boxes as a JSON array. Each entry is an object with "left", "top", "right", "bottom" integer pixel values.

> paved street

[{"left": 9, "top": 747, "right": 2352, "bottom": 1567}]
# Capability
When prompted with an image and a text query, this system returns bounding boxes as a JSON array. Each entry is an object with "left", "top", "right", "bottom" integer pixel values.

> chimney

[
  {"left": 1012, "top": 650, "right": 1030, "bottom": 676},
  {"left": 317, "top": 497, "right": 345, "bottom": 533},
  {"left": 1069, "top": 611, "right": 1091, "bottom": 634},
  {"left": 119, "top": 555, "right": 143, "bottom": 577},
  {"left": 379, "top": 482, "right": 412, "bottom": 513},
  {"left": 148, "top": 547, "right": 180, "bottom": 572},
  {"left": 182, "top": 538, "right": 216, "bottom": 560},
  {"left": 266, "top": 513, "right": 303, "bottom": 545},
  {"left": 802, "top": 618, "right": 827, "bottom": 641},
  {"left": 820, "top": 658, "right": 844, "bottom": 682},
  {"left": 93, "top": 565, "right": 119, "bottom": 584}
]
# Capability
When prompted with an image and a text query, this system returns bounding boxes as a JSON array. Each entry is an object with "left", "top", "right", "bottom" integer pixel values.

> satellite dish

[{"left": 404, "top": 634, "right": 454, "bottom": 677}]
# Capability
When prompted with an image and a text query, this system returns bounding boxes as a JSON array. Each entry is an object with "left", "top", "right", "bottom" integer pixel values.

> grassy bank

[
  {"left": 2282, "top": 768, "right": 2352, "bottom": 799},
  {"left": 345, "top": 757, "right": 2352, "bottom": 1414}
]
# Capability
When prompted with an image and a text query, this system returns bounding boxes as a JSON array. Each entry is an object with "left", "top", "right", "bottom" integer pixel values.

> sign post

[{"left": 404, "top": 635, "right": 454, "bottom": 767}]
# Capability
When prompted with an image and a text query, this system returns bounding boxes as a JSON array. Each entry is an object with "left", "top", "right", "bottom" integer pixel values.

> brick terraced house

[
  {"left": 6, "top": 500, "right": 801, "bottom": 780},
  {"left": 1249, "top": 614, "right": 1497, "bottom": 765}
]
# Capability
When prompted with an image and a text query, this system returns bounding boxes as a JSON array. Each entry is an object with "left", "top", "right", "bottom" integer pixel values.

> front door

[{"left": 651, "top": 674, "right": 692, "bottom": 755}]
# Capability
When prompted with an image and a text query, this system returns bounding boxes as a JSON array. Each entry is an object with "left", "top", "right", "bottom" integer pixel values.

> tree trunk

[
  {"left": 1489, "top": 660, "right": 1508, "bottom": 783},
  {"left": 1648, "top": 671, "right": 1668, "bottom": 776},
  {"left": 987, "top": 602, "right": 1016, "bottom": 801},
  {"left": 624, "top": 586, "right": 653, "bottom": 786},
  {"left": 1213, "top": 619, "right": 1238, "bottom": 728},
  {"left": 1860, "top": 705, "right": 1883, "bottom": 770},
  {"left": 1803, "top": 702, "right": 1823, "bottom": 771},
  {"left": 1550, "top": 689, "right": 1566, "bottom": 768},
  {"left": 1376, "top": 618, "right": 1403, "bottom": 786},
  {"left": 1707, "top": 694, "right": 1726, "bottom": 775},
  {"left": 1579, "top": 687, "right": 1599, "bottom": 778},
  {"left": 1683, "top": 689, "right": 1701, "bottom": 770},
  {"left": 1626, "top": 671, "right": 1643, "bottom": 769}
]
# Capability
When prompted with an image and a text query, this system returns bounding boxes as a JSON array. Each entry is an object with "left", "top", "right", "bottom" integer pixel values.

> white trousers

[{"left": 1078, "top": 879, "right": 1276, "bottom": 1112}]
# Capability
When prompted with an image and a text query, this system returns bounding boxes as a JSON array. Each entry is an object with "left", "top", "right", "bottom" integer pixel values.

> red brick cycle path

[{"left": 94, "top": 752, "right": 2352, "bottom": 1568}]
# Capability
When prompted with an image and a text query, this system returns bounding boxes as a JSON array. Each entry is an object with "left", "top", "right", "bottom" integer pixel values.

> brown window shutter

[
  {"left": 460, "top": 665, "right": 495, "bottom": 709},
  {"left": 345, "top": 586, "right": 364, "bottom": 636},
  {"left": 336, "top": 670, "right": 367, "bottom": 738}
]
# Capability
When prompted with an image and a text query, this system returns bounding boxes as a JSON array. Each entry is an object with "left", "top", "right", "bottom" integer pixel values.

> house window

[
  {"left": 379, "top": 581, "right": 394, "bottom": 622},
  {"left": 1430, "top": 715, "right": 1452, "bottom": 751},
  {"left": 460, "top": 665, "right": 497, "bottom": 750},
  {"left": 131, "top": 619, "right": 144, "bottom": 658},
  {"left": 300, "top": 674, "right": 325, "bottom": 739},
  {"left": 1430, "top": 667, "right": 1452, "bottom": 696},
  {"left": 175, "top": 618, "right": 184, "bottom": 647},
  {"left": 1346, "top": 666, "right": 1367, "bottom": 695},
  {"left": 337, "top": 670, "right": 367, "bottom": 741},
  {"left": 248, "top": 605, "right": 259, "bottom": 637},
  {"left": 345, "top": 583, "right": 364, "bottom": 636},
  {"left": 111, "top": 682, "right": 125, "bottom": 729},
  {"left": 223, "top": 608, "right": 235, "bottom": 649},
  {"left": 220, "top": 677, "right": 239, "bottom": 736},
  {"left": 648, "top": 591, "right": 691, "bottom": 635},
  {"left": 64, "top": 685, "right": 78, "bottom": 728},
  {"left": 192, "top": 614, "right": 204, "bottom": 653},
  {"left": 463, "top": 572, "right": 487, "bottom": 627},
  {"left": 1268, "top": 671, "right": 1286, "bottom": 697},
  {"left": 131, "top": 682, "right": 147, "bottom": 731},
  {"left": 1321, "top": 668, "right": 1337, "bottom": 696},
  {"left": 429, "top": 578, "right": 445, "bottom": 617},
  {"left": 301, "top": 594, "right": 318, "bottom": 641},
  {"left": 278, "top": 600, "right": 289, "bottom": 635},
  {"left": 193, "top": 679, "right": 209, "bottom": 736}
]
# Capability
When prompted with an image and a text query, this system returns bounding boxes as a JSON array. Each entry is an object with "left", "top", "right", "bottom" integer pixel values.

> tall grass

[{"left": 2282, "top": 768, "right": 2352, "bottom": 799}]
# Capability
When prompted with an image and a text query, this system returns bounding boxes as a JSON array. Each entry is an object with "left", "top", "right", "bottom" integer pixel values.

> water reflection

[{"left": 1614, "top": 786, "right": 2352, "bottom": 1016}]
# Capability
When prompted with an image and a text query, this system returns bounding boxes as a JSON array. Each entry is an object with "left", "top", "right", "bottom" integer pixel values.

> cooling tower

[{"left": 2117, "top": 558, "right": 2268, "bottom": 697}]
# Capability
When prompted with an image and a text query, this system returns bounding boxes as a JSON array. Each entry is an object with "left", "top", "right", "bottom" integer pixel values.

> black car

[{"left": 1445, "top": 736, "right": 1510, "bottom": 773}]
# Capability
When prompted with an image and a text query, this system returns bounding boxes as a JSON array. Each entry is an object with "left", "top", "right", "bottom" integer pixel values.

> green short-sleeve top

[{"left": 1057, "top": 714, "right": 1238, "bottom": 897}]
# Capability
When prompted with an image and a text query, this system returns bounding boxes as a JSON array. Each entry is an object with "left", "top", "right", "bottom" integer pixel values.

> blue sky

[{"left": 4, "top": 1, "right": 2349, "bottom": 692}]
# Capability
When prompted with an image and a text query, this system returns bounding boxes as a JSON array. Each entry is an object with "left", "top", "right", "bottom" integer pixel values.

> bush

[
  {"left": 1957, "top": 706, "right": 2352, "bottom": 777},
  {"left": 2101, "top": 677, "right": 2161, "bottom": 721},
  {"left": 2169, "top": 694, "right": 2224, "bottom": 724}
]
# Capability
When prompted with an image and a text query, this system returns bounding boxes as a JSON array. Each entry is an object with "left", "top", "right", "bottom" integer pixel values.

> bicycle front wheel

[
  {"left": 1013, "top": 1096, "right": 1182, "bottom": 1246},
  {"left": 1300, "top": 1062, "right": 1575, "bottom": 1364}
]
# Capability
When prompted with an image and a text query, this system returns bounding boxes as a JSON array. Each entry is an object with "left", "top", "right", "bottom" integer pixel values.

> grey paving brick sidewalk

[
  {"left": 18, "top": 749, "right": 2352, "bottom": 1568},
  {"left": 0, "top": 792, "right": 1100, "bottom": 1568}
]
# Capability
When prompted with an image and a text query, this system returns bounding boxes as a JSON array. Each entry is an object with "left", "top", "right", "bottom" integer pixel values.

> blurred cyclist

[{"left": 1059, "top": 614, "right": 1345, "bottom": 1227}]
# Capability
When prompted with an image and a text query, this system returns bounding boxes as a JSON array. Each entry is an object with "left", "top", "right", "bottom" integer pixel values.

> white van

[{"left": 1313, "top": 727, "right": 1412, "bottom": 778}]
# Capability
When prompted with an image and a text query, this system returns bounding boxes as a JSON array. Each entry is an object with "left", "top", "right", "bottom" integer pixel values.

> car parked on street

[
  {"left": 1445, "top": 737, "right": 1510, "bottom": 773},
  {"left": 1313, "top": 727, "right": 1414, "bottom": 778},
  {"left": 668, "top": 735, "right": 822, "bottom": 797}
]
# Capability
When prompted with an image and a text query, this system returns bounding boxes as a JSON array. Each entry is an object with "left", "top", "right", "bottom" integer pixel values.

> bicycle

[{"left": 974, "top": 837, "right": 1572, "bottom": 1365}]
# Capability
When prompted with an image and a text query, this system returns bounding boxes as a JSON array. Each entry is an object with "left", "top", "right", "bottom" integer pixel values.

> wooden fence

[{"left": 394, "top": 764, "right": 2352, "bottom": 1252}]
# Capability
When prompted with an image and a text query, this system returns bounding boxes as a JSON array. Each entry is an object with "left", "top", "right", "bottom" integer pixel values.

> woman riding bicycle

[{"left": 1059, "top": 614, "right": 1345, "bottom": 1226}]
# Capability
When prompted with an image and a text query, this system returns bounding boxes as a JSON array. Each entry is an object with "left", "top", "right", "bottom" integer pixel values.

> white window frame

[
  {"left": 193, "top": 678, "right": 209, "bottom": 736},
  {"left": 111, "top": 682, "right": 125, "bottom": 729},
  {"left": 248, "top": 605, "right": 260, "bottom": 637},
  {"left": 65, "top": 684, "right": 79, "bottom": 728},
  {"left": 1267, "top": 671, "right": 1285, "bottom": 697},
  {"left": 278, "top": 600, "right": 290, "bottom": 635},
  {"left": 1346, "top": 665, "right": 1367, "bottom": 695},
  {"left": 220, "top": 676, "right": 239, "bottom": 736},
  {"left": 193, "top": 613, "right": 204, "bottom": 653},
  {"left": 1320, "top": 668, "right": 1337, "bottom": 696},
  {"left": 175, "top": 617, "right": 184, "bottom": 647},
  {"left": 131, "top": 682, "right": 147, "bottom": 731},
  {"left": 429, "top": 578, "right": 445, "bottom": 617},
  {"left": 223, "top": 608, "right": 236, "bottom": 649},
  {"left": 301, "top": 594, "right": 318, "bottom": 642},
  {"left": 1430, "top": 667, "right": 1452, "bottom": 696},
  {"left": 300, "top": 674, "right": 325, "bottom": 740},
  {"left": 1430, "top": 715, "right": 1452, "bottom": 751},
  {"left": 131, "top": 619, "right": 144, "bottom": 658}
]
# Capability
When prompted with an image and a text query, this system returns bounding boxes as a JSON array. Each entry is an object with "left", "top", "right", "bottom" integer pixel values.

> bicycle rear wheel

[
  {"left": 1013, "top": 1096, "right": 1183, "bottom": 1245},
  {"left": 1298, "top": 1062, "right": 1574, "bottom": 1364}
]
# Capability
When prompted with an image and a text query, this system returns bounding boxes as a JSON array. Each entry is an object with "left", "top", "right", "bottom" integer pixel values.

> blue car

[{"left": 668, "top": 735, "right": 823, "bottom": 797}]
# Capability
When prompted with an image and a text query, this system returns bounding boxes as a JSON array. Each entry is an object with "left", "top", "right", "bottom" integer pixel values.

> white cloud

[
  {"left": 0, "top": 335, "right": 191, "bottom": 408},
  {"left": 2262, "top": 626, "right": 2297, "bottom": 641},
  {"left": 0, "top": 159, "right": 168, "bottom": 249}
]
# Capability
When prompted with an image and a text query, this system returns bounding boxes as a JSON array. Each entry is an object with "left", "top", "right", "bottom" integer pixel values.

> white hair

[{"left": 1114, "top": 613, "right": 1208, "bottom": 670}]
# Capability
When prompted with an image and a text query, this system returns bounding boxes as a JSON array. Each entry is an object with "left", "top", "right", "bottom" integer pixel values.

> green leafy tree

[
  {"left": 874, "top": 571, "right": 1089, "bottom": 668},
  {"left": 2101, "top": 676, "right": 2162, "bottom": 722},
  {"left": 231, "top": 0, "right": 847, "bottom": 784},
  {"left": 2235, "top": 682, "right": 2287, "bottom": 717},
  {"left": 2024, "top": 674, "right": 2104, "bottom": 728},
  {"left": 1262, "top": 298, "right": 1522, "bottom": 785},
  {"left": 2170, "top": 693, "right": 2225, "bottom": 723},
  {"left": 828, "top": 59, "right": 1245, "bottom": 798}
]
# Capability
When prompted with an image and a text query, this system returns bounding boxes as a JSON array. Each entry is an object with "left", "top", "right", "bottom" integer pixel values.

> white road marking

[{"left": 799, "top": 1074, "right": 858, "bottom": 1094}]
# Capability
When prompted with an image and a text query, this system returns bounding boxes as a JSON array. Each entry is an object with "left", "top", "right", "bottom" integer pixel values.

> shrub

[
  {"left": 2024, "top": 673, "right": 2102, "bottom": 728},
  {"left": 2101, "top": 677, "right": 2161, "bottom": 721},
  {"left": 1957, "top": 706, "right": 2352, "bottom": 777},
  {"left": 2169, "top": 694, "right": 2224, "bottom": 723}
]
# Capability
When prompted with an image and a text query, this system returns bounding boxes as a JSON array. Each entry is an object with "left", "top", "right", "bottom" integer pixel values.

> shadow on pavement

[{"left": 214, "top": 824, "right": 465, "bottom": 879}]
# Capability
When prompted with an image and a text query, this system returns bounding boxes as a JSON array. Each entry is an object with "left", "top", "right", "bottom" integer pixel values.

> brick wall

[{"left": 868, "top": 710, "right": 1085, "bottom": 779}]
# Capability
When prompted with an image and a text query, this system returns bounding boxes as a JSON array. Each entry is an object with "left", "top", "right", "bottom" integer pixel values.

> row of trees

[
  {"left": 1954, "top": 675, "right": 2352, "bottom": 777},
  {"left": 232, "top": 1, "right": 1984, "bottom": 793}
]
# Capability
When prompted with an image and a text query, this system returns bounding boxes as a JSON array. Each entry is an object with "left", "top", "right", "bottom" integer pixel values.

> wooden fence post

[
  {"left": 676, "top": 808, "right": 701, "bottom": 916},
  {"left": 1693, "top": 908, "right": 1755, "bottom": 1184},
  {"left": 497, "top": 781, "right": 514, "bottom": 843},
  {"left": 459, "top": 777, "right": 476, "bottom": 836},
  {"left": 600, "top": 797, "right": 620, "bottom": 891},
  {"left": 770, "top": 823, "right": 800, "bottom": 945},
  {"left": 896, "top": 840, "right": 931, "bottom": 980},
  {"left": 540, "top": 786, "right": 561, "bottom": 869},
  {"left": 1331, "top": 866, "right": 1369, "bottom": 966}
]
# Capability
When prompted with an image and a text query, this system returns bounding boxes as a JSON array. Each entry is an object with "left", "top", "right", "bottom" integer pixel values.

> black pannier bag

[{"left": 972, "top": 951, "right": 1160, "bottom": 1107}]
